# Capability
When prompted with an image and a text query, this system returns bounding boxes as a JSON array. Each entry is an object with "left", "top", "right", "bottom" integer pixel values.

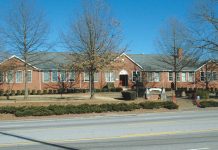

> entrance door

[{"left": 120, "top": 75, "right": 128, "bottom": 86}]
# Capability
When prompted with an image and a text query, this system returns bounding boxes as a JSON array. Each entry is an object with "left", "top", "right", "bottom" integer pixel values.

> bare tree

[
  {"left": 156, "top": 18, "right": 200, "bottom": 92},
  {"left": 1, "top": 0, "right": 50, "bottom": 99},
  {"left": 62, "top": 0, "right": 126, "bottom": 99},
  {"left": 190, "top": 0, "right": 218, "bottom": 55}
]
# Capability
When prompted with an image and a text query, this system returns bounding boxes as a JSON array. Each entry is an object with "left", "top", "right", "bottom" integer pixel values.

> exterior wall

[
  {"left": 0, "top": 56, "right": 218, "bottom": 92},
  {"left": 143, "top": 71, "right": 196, "bottom": 89},
  {"left": 41, "top": 54, "right": 142, "bottom": 90},
  {"left": 0, "top": 57, "right": 41, "bottom": 91}
]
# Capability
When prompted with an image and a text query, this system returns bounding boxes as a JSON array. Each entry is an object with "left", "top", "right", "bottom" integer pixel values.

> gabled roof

[
  {"left": 126, "top": 54, "right": 198, "bottom": 71},
  {"left": 0, "top": 55, "right": 39, "bottom": 70}
]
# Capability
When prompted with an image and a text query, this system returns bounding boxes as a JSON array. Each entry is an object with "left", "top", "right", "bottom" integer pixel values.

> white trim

[
  {"left": 84, "top": 72, "right": 98, "bottom": 82},
  {"left": 200, "top": 71, "right": 205, "bottom": 82},
  {"left": 15, "top": 70, "right": 23, "bottom": 83},
  {"left": 0, "top": 55, "right": 39, "bottom": 70},
  {"left": 188, "top": 72, "right": 195, "bottom": 82},
  {"left": 181, "top": 72, "right": 187, "bottom": 82},
  {"left": 132, "top": 70, "right": 140, "bottom": 82},
  {"left": 51, "top": 70, "right": 58, "bottom": 82},
  {"left": 168, "top": 72, "right": 173, "bottom": 82},
  {"left": 43, "top": 71, "right": 50, "bottom": 83},
  {"left": 68, "top": 71, "right": 76, "bottom": 82},
  {"left": 105, "top": 71, "right": 115, "bottom": 82},
  {"left": 27, "top": 70, "right": 32, "bottom": 83}
]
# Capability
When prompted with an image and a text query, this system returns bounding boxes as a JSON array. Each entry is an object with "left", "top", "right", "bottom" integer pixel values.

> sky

[{"left": 0, "top": 0, "right": 196, "bottom": 54}]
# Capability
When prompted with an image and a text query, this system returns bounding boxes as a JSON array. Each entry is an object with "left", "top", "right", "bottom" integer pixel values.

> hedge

[
  {"left": 0, "top": 101, "right": 178, "bottom": 117},
  {"left": 200, "top": 100, "right": 218, "bottom": 107},
  {"left": 121, "top": 91, "right": 137, "bottom": 100}
]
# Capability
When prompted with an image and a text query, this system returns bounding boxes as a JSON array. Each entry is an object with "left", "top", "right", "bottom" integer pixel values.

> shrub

[
  {"left": 11, "top": 90, "right": 16, "bottom": 96},
  {"left": 48, "top": 89, "right": 53, "bottom": 94},
  {"left": 196, "top": 89, "right": 209, "bottom": 99},
  {"left": 200, "top": 100, "right": 218, "bottom": 107},
  {"left": 115, "top": 87, "right": 123, "bottom": 92},
  {"left": 95, "top": 89, "right": 101, "bottom": 92},
  {"left": 43, "top": 90, "right": 47, "bottom": 95},
  {"left": 53, "top": 90, "right": 57, "bottom": 94},
  {"left": 21, "top": 90, "right": 25, "bottom": 95},
  {"left": 0, "top": 90, "right": 4, "bottom": 96},
  {"left": 162, "top": 101, "right": 179, "bottom": 109},
  {"left": 121, "top": 91, "right": 136, "bottom": 100},
  {"left": 139, "top": 102, "right": 161, "bottom": 109},
  {"left": 0, "top": 101, "right": 179, "bottom": 117},
  {"left": 110, "top": 88, "right": 116, "bottom": 92},
  {"left": 37, "top": 90, "right": 41, "bottom": 95},
  {"left": 31, "top": 90, "right": 36, "bottom": 95}
]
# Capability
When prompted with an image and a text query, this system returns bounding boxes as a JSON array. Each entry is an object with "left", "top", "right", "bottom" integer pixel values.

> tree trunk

[
  {"left": 24, "top": 63, "right": 28, "bottom": 100},
  {"left": 90, "top": 71, "right": 95, "bottom": 99}
]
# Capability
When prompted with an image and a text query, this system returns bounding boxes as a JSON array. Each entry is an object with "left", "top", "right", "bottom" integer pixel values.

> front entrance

[{"left": 120, "top": 75, "right": 128, "bottom": 86}]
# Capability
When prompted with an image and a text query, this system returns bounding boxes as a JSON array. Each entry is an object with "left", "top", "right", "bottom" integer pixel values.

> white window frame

[
  {"left": 16, "top": 70, "right": 23, "bottom": 83},
  {"left": 27, "top": 70, "right": 32, "bottom": 83},
  {"left": 132, "top": 71, "right": 140, "bottom": 82},
  {"left": 200, "top": 71, "right": 205, "bottom": 81},
  {"left": 51, "top": 70, "right": 58, "bottom": 82},
  {"left": 68, "top": 70, "right": 75, "bottom": 82},
  {"left": 188, "top": 72, "right": 194, "bottom": 82},
  {"left": 43, "top": 71, "right": 50, "bottom": 83},
  {"left": 168, "top": 72, "right": 173, "bottom": 82},
  {"left": 59, "top": 71, "right": 67, "bottom": 82},
  {"left": 147, "top": 72, "right": 160, "bottom": 82},
  {"left": 105, "top": 71, "right": 115, "bottom": 82},
  {"left": 6, "top": 70, "right": 14, "bottom": 83},
  {"left": 181, "top": 72, "right": 187, "bottom": 82},
  {"left": 212, "top": 72, "right": 217, "bottom": 81},
  {"left": 176, "top": 72, "right": 180, "bottom": 82},
  {"left": 84, "top": 72, "right": 98, "bottom": 82}
]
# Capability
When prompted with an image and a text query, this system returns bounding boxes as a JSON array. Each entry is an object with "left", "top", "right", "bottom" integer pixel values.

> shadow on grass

[{"left": 0, "top": 131, "right": 79, "bottom": 150}]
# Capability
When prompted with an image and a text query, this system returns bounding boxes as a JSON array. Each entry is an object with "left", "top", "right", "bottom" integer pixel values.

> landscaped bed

[{"left": 0, "top": 101, "right": 178, "bottom": 117}]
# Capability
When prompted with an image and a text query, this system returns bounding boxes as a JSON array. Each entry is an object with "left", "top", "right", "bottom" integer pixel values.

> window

[
  {"left": 7, "top": 71, "right": 14, "bottom": 83},
  {"left": 168, "top": 72, "right": 173, "bottom": 81},
  {"left": 105, "top": 71, "right": 115, "bottom": 82},
  {"left": 69, "top": 70, "right": 75, "bottom": 82},
  {"left": 147, "top": 72, "right": 160, "bottom": 82},
  {"left": 84, "top": 72, "right": 89, "bottom": 82},
  {"left": 181, "top": 72, "right": 187, "bottom": 82},
  {"left": 27, "top": 71, "right": 32, "bottom": 83},
  {"left": 212, "top": 72, "right": 217, "bottom": 80},
  {"left": 52, "top": 71, "right": 58, "bottom": 82},
  {"left": 16, "top": 71, "right": 23, "bottom": 83},
  {"left": 0, "top": 72, "right": 3, "bottom": 82},
  {"left": 84, "top": 72, "right": 98, "bottom": 82},
  {"left": 176, "top": 72, "right": 180, "bottom": 82},
  {"left": 59, "top": 71, "right": 66, "bottom": 82},
  {"left": 43, "top": 71, "right": 50, "bottom": 82},
  {"left": 188, "top": 72, "right": 194, "bottom": 82},
  {"left": 132, "top": 71, "right": 140, "bottom": 82},
  {"left": 200, "top": 72, "right": 205, "bottom": 81}
]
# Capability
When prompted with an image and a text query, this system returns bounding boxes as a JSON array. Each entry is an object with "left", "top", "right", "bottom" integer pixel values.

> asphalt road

[{"left": 0, "top": 110, "right": 218, "bottom": 150}]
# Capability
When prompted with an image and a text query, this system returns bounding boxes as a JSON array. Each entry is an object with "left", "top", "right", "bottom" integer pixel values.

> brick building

[{"left": 0, "top": 53, "right": 217, "bottom": 92}]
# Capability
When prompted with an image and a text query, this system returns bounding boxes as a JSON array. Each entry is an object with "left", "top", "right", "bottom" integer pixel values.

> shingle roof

[
  {"left": 126, "top": 54, "right": 198, "bottom": 71},
  {"left": 32, "top": 52, "right": 71, "bottom": 70}
]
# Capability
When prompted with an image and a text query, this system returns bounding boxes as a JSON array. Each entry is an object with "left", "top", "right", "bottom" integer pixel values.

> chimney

[{"left": 178, "top": 48, "right": 183, "bottom": 60}]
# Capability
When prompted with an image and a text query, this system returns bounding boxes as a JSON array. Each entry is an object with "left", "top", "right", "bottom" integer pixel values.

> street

[{"left": 0, "top": 110, "right": 218, "bottom": 150}]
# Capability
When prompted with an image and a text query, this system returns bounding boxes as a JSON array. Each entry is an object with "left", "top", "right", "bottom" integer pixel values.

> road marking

[
  {"left": 2, "top": 120, "right": 177, "bottom": 133},
  {"left": 187, "top": 148, "right": 209, "bottom": 150},
  {"left": 0, "top": 128, "right": 218, "bottom": 148}
]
